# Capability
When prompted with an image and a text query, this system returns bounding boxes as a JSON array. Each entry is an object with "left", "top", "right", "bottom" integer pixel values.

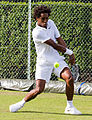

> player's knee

[{"left": 66, "top": 75, "right": 73, "bottom": 85}]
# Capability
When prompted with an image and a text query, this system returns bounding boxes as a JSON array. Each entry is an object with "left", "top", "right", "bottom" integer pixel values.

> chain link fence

[
  {"left": 0, "top": 0, "right": 92, "bottom": 83},
  {"left": 1, "top": 3, "right": 28, "bottom": 79}
]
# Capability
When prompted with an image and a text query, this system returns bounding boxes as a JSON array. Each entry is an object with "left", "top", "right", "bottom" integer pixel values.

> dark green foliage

[{"left": 0, "top": 3, "right": 28, "bottom": 79}]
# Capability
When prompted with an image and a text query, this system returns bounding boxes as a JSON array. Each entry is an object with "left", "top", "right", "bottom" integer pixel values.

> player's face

[{"left": 37, "top": 13, "right": 49, "bottom": 28}]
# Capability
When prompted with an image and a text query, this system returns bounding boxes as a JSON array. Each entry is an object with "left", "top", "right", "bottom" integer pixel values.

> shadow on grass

[{"left": 17, "top": 110, "right": 92, "bottom": 116}]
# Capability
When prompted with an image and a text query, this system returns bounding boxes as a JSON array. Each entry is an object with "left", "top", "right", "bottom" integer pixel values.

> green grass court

[{"left": 0, "top": 90, "right": 92, "bottom": 120}]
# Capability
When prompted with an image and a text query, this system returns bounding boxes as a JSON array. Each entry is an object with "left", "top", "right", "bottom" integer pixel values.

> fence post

[{"left": 27, "top": 0, "right": 31, "bottom": 80}]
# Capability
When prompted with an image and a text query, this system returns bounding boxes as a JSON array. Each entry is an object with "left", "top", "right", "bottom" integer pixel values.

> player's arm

[
  {"left": 45, "top": 39, "right": 75, "bottom": 65},
  {"left": 44, "top": 39, "right": 66, "bottom": 53},
  {"left": 56, "top": 36, "right": 75, "bottom": 65},
  {"left": 56, "top": 37, "right": 67, "bottom": 48},
  {"left": 50, "top": 20, "right": 75, "bottom": 65}
]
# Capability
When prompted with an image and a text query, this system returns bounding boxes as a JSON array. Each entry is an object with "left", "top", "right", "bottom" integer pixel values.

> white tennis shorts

[{"left": 35, "top": 58, "right": 69, "bottom": 83}]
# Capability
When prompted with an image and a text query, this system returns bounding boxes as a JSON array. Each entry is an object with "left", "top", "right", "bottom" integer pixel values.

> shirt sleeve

[
  {"left": 32, "top": 29, "right": 50, "bottom": 43},
  {"left": 52, "top": 20, "right": 60, "bottom": 38}
]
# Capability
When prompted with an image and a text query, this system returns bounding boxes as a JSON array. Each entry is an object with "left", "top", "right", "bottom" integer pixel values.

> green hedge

[
  {"left": 0, "top": 1, "right": 92, "bottom": 80},
  {"left": 0, "top": 3, "right": 28, "bottom": 79}
]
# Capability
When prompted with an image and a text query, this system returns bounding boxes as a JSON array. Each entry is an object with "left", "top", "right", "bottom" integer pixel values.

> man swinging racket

[{"left": 9, "top": 5, "right": 81, "bottom": 115}]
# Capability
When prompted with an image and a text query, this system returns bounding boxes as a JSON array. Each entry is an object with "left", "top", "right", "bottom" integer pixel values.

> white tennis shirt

[{"left": 32, "top": 19, "right": 65, "bottom": 65}]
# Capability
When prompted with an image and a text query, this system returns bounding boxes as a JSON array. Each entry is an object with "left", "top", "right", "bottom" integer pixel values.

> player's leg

[
  {"left": 9, "top": 79, "right": 46, "bottom": 112},
  {"left": 9, "top": 61, "right": 53, "bottom": 113},
  {"left": 60, "top": 67, "right": 81, "bottom": 114},
  {"left": 60, "top": 67, "right": 74, "bottom": 101},
  {"left": 24, "top": 79, "right": 46, "bottom": 102}
]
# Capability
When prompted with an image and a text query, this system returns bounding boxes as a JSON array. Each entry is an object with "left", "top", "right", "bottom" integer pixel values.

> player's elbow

[
  {"left": 45, "top": 39, "right": 58, "bottom": 49},
  {"left": 51, "top": 42, "right": 58, "bottom": 50},
  {"left": 52, "top": 45, "right": 58, "bottom": 50}
]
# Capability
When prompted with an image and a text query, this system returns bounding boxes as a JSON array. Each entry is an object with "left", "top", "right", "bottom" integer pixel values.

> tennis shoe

[
  {"left": 64, "top": 106, "right": 82, "bottom": 115},
  {"left": 9, "top": 101, "right": 24, "bottom": 112}
]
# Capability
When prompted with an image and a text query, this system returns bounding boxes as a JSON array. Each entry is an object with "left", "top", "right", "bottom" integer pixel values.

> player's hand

[{"left": 69, "top": 54, "right": 75, "bottom": 65}]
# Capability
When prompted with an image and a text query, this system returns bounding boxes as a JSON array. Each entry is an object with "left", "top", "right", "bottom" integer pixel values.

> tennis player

[{"left": 9, "top": 5, "right": 81, "bottom": 114}]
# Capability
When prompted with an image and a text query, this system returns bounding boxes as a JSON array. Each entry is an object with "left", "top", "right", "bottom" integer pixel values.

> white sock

[
  {"left": 67, "top": 100, "right": 74, "bottom": 108},
  {"left": 20, "top": 99, "right": 26, "bottom": 106}
]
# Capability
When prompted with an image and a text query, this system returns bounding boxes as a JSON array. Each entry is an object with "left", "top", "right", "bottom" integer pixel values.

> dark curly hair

[{"left": 33, "top": 5, "right": 51, "bottom": 20}]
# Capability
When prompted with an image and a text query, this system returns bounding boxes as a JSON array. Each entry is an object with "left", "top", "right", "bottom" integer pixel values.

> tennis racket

[{"left": 71, "top": 64, "right": 80, "bottom": 83}]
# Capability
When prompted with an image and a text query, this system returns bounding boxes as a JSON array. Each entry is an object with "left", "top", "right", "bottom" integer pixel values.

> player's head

[{"left": 33, "top": 5, "right": 51, "bottom": 28}]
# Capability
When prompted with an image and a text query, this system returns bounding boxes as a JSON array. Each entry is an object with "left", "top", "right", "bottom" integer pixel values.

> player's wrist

[{"left": 64, "top": 48, "right": 73, "bottom": 56}]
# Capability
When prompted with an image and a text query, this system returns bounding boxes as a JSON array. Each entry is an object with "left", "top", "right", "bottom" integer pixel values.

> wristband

[{"left": 64, "top": 48, "right": 73, "bottom": 55}]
